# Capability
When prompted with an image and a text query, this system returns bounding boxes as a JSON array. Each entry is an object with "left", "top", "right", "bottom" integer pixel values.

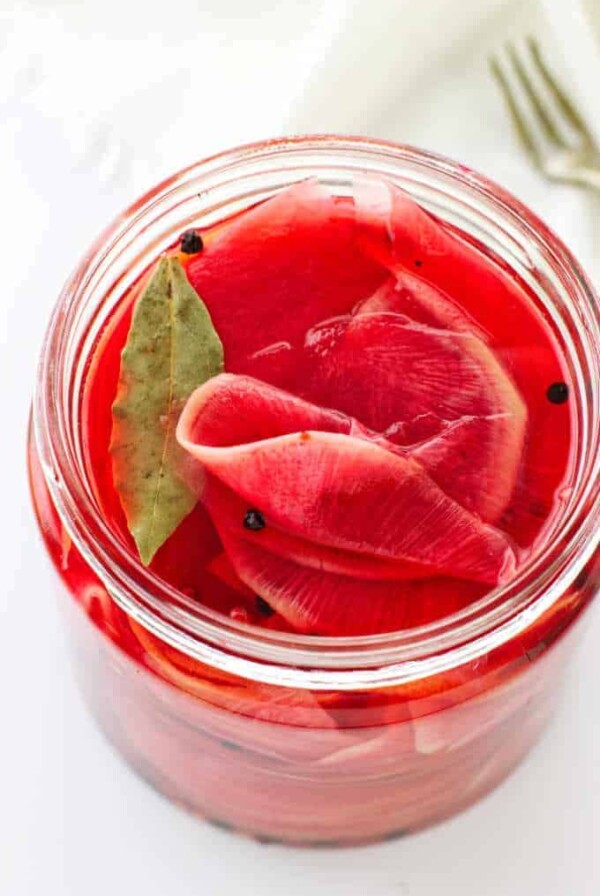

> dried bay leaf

[{"left": 111, "top": 256, "right": 224, "bottom": 564}]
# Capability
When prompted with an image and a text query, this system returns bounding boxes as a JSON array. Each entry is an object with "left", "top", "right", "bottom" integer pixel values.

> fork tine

[
  {"left": 489, "top": 56, "right": 542, "bottom": 166},
  {"left": 526, "top": 37, "right": 596, "bottom": 146},
  {"left": 505, "top": 43, "right": 568, "bottom": 149}
]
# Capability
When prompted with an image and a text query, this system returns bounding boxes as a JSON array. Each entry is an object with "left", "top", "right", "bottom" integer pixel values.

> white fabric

[{"left": 1, "top": 2, "right": 599, "bottom": 895}]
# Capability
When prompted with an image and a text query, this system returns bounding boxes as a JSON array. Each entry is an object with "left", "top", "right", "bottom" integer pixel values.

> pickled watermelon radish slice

[
  {"left": 355, "top": 270, "right": 487, "bottom": 340},
  {"left": 312, "top": 723, "right": 417, "bottom": 776},
  {"left": 206, "top": 550, "right": 296, "bottom": 632},
  {"left": 303, "top": 313, "right": 527, "bottom": 521},
  {"left": 304, "top": 313, "right": 525, "bottom": 432},
  {"left": 353, "top": 178, "right": 546, "bottom": 355},
  {"left": 181, "top": 375, "right": 435, "bottom": 582},
  {"left": 185, "top": 179, "right": 387, "bottom": 375},
  {"left": 205, "top": 477, "right": 435, "bottom": 583},
  {"left": 218, "top": 536, "right": 486, "bottom": 635},
  {"left": 351, "top": 177, "right": 570, "bottom": 541},
  {"left": 409, "top": 673, "right": 538, "bottom": 756},
  {"left": 131, "top": 617, "right": 401, "bottom": 772},
  {"left": 128, "top": 620, "right": 375, "bottom": 767},
  {"left": 411, "top": 413, "right": 523, "bottom": 523},
  {"left": 177, "top": 375, "right": 516, "bottom": 585},
  {"left": 180, "top": 372, "right": 353, "bottom": 446}
]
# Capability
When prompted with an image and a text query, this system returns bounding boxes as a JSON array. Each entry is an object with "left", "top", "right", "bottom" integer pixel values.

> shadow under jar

[{"left": 29, "top": 136, "right": 600, "bottom": 846}]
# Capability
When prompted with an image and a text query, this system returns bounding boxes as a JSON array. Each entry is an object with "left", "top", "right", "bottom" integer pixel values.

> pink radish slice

[
  {"left": 301, "top": 313, "right": 527, "bottom": 522},
  {"left": 178, "top": 374, "right": 516, "bottom": 586},
  {"left": 185, "top": 179, "right": 387, "bottom": 373},
  {"left": 219, "top": 536, "right": 486, "bottom": 635}
]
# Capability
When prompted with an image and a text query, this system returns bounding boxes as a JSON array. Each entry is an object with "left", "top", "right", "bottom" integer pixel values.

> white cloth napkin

[{"left": 287, "top": 0, "right": 516, "bottom": 134}]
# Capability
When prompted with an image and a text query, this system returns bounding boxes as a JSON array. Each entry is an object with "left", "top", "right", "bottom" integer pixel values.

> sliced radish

[
  {"left": 178, "top": 374, "right": 516, "bottom": 590},
  {"left": 218, "top": 537, "right": 485, "bottom": 635},
  {"left": 186, "top": 179, "right": 387, "bottom": 373},
  {"left": 302, "top": 313, "right": 527, "bottom": 522},
  {"left": 356, "top": 270, "right": 486, "bottom": 339}
]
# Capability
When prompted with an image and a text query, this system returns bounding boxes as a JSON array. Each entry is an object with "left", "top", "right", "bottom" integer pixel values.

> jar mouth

[{"left": 34, "top": 135, "right": 600, "bottom": 686}]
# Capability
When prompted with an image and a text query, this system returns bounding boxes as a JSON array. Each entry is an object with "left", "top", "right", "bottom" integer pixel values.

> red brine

[{"left": 29, "top": 149, "right": 597, "bottom": 846}]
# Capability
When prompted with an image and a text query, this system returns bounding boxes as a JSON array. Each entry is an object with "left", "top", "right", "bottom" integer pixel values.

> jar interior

[{"left": 36, "top": 138, "right": 599, "bottom": 680}]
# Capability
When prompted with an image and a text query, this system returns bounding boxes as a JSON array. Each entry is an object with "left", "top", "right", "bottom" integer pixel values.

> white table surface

[{"left": 1, "top": 1, "right": 599, "bottom": 894}]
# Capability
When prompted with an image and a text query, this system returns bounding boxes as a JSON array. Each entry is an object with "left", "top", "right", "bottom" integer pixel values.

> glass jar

[{"left": 29, "top": 136, "right": 600, "bottom": 846}]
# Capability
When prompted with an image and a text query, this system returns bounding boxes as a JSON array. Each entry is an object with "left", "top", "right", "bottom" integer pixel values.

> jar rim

[{"left": 33, "top": 134, "right": 600, "bottom": 688}]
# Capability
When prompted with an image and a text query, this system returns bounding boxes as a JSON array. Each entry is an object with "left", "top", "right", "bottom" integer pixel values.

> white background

[{"left": 1, "top": 1, "right": 599, "bottom": 893}]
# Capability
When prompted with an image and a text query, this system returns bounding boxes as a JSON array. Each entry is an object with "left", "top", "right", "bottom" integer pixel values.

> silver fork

[{"left": 491, "top": 37, "right": 600, "bottom": 191}]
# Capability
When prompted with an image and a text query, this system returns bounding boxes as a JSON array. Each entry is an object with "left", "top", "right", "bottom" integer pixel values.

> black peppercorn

[
  {"left": 180, "top": 229, "right": 203, "bottom": 254},
  {"left": 546, "top": 382, "right": 569, "bottom": 404},
  {"left": 243, "top": 509, "right": 265, "bottom": 531},
  {"left": 255, "top": 596, "right": 275, "bottom": 617}
]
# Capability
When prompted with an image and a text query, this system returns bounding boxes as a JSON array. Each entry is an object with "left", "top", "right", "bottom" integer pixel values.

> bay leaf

[{"left": 110, "top": 256, "right": 224, "bottom": 564}]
